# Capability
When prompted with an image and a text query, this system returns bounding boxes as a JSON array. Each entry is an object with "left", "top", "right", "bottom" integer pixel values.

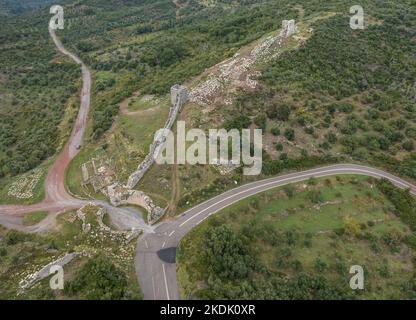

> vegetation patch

[
  {"left": 0, "top": 206, "right": 142, "bottom": 300},
  {"left": 177, "top": 176, "right": 416, "bottom": 299},
  {"left": 22, "top": 211, "right": 48, "bottom": 227}
]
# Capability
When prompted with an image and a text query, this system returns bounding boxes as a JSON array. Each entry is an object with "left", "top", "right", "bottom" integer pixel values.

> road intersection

[
  {"left": 135, "top": 164, "right": 416, "bottom": 300},
  {"left": 0, "top": 29, "right": 416, "bottom": 301}
]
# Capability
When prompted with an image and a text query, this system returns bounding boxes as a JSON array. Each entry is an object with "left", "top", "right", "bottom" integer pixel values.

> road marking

[
  {"left": 196, "top": 215, "right": 209, "bottom": 225},
  {"left": 162, "top": 241, "right": 166, "bottom": 248},
  {"left": 151, "top": 275, "right": 156, "bottom": 300},
  {"left": 179, "top": 167, "right": 415, "bottom": 227},
  {"left": 150, "top": 265, "right": 156, "bottom": 300},
  {"left": 145, "top": 239, "right": 149, "bottom": 249},
  {"left": 162, "top": 264, "right": 170, "bottom": 300},
  {"left": 168, "top": 230, "right": 175, "bottom": 237}
]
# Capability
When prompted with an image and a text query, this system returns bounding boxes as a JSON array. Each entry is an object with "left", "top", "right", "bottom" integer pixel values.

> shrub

[
  {"left": 307, "top": 190, "right": 323, "bottom": 204},
  {"left": 403, "top": 140, "right": 414, "bottom": 151},
  {"left": 4, "top": 230, "right": 29, "bottom": 245},
  {"left": 271, "top": 127, "right": 280, "bottom": 136},
  {"left": 284, "top": 128, "right": 295, "bottom": 141},
  {"left": 279, "top": 153, "right": 288, "bottom": 161}
]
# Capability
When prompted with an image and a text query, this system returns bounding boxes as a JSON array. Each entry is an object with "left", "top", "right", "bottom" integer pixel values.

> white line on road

[
  {"left": 145, "top": 239, "right": 149, "bottom": 249},
  {"left": 168, "top": 230, "right": 175, "bottom": 237},
  {"left": 178, "top": 167, "right": 415, "bottom": 228},
  {"left": 162, "top": 264, "right": 170, "bottom": 300},
  {"left": 152, "top": 275, "right": 156, "bottom": 300},
  {"left": 162, "top": 241, "right": 166, "bottom": 248}
]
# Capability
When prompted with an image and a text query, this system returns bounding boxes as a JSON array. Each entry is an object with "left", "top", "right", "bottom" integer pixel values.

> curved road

[
  {"left": 0, "top": 27, "right": 92, "bottom": 231},
  {"left": 135, "top": 164, "right": 416, "bottom": 300},
  {"left": 0, "top": 28, "right": 151, "bottom": 233},
  {"left": 1, "top": 26, "right": 416, "bottom": 302}
]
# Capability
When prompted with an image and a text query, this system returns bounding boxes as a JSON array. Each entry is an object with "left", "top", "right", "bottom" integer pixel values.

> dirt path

[
  {"left": 167, "top": 163, "right": 181, "bottom": 215},
  {"left": 0, "top": 28, "right": 152, "bottom": 234},
  {"left": 0, "top": 27, "right": 92, "bottom": 231}
]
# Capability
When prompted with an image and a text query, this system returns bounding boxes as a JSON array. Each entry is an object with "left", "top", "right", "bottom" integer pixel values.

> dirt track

[
  {"left": 0, "top": 27, "right": 91, "bottom": 231},
  {"left": 0, "top": 26, "right": 154, "bottom": 236}
]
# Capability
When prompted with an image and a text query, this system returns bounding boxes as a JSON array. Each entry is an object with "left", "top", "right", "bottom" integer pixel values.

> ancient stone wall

[
  {"left": 19, "top": 252, "right": 80, "bottom": 289},
  {"left": 126, "top": 84, "right": 188, "bottom": 189},
  {"left": 189, "top": 20, "right": 297, "bottom": 107},
  {"left": 107, "top": 183, "right": 165, "bottom": 225},
  {"left": 281, "top": 19, "right": 297, "bottom": 38}
]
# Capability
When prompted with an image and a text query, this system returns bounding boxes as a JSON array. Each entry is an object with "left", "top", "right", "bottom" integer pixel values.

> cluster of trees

[
  {"left": 376, "top": 179, "right": 416, "bottom": 231},
  {"left": 64, "top": 254, "right": 138, "bottom": 300},
  {"left": 192, "top": 224, "right": 353, "bottom": 299}
]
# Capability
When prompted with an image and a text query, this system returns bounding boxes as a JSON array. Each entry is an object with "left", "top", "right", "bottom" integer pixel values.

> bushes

[
  {"left": 284, "top": 128, "right": 295, "bottom": 141},
  {"left": 64, "top": 255, "right": 131, "bottom": 300},
  {"left": 204, "top": 225, "right": 252, "bottom": 280},
  {"left": 403, "top": 140, "right": 414, "bottom": 151},
  {"left": 189, "top": 224, "right": 352, "bottom": 300},
  {"left": 254, "top": 114, "right": 266, "bottom": 131},
  {"left": 307, "top": 190, "right": 323, "bottom": 204},
  {"left": 223, "top": 115, "right": 251, "bottom": 131},
  {"left": 271, "top": 127, "right": 280, "bottom": 136},
  {"left": 376, "top": 179, "right": 416, "bottom": 231},
  {"left": 3, "top": 230, "right": 32, "bottom": 245},
  {"left": 266, "top": 103, "right": 291, "bottom": 121}
]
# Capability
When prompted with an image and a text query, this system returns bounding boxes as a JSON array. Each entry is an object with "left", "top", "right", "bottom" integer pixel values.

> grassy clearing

[
  {"left": 127, "top": 95, "right": 168, "bottom": 113},
  {"left": 22, "top": 211, "right": 48, "bottom": 226},
  {"left": 177, "top": 175, "right": 416, "bottom": 299},
  {"left": 65, "top": 145, "right": 107, "bottom": 200}
]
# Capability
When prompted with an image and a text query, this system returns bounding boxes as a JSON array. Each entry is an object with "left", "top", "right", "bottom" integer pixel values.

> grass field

[
  {"left": 22, "top": 211, "right": 48, "bottom": 226},
  {"left": 177, "top": 175, "right": 416, "bottom": 299}
]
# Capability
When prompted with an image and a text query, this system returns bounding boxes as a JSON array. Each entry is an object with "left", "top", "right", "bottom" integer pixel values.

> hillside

[{"left": 177, "top": 176, "right": 416, "bottom": 299}]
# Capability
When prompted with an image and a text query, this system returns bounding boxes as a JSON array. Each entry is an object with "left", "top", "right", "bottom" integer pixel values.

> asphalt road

[
  {"left": 2, "top": 26, "right": 416, "bottom": 303},
  {"left": 135, "top": 163, "right": 416, "bottom": 300}
]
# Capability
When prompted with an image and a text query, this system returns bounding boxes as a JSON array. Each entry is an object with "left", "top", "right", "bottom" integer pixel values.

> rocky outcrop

[{"left": 126, "top": 84, "right": 188, "bottom": 189}]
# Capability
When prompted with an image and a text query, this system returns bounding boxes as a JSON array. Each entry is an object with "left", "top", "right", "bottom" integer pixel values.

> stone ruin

[
  {"left": 76, "top": 203, "right": 140, "bottom": 242},
  {"left": 171, "top": 84, "right": 189, "bottom": 106},
  {"left": 19, "top": 252, "right": 81, "bottom": 290},
  {"left": 126, "top": 84, "right": 189, "bottom": 189},
  {"left": 281, "top": 19, "right": 298, "bottom": 38},
  {"left": 189, "top": 19, "right": 298, "bottom": 107},
  {"left": 106, "top": 85, "right": 189, "bottom": 225},
  {"left": 81, "top": 157, "right": 116, "bottom": 193},
  {"left": 107, "top": 183, "right": 165, "bottom": 225}
]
